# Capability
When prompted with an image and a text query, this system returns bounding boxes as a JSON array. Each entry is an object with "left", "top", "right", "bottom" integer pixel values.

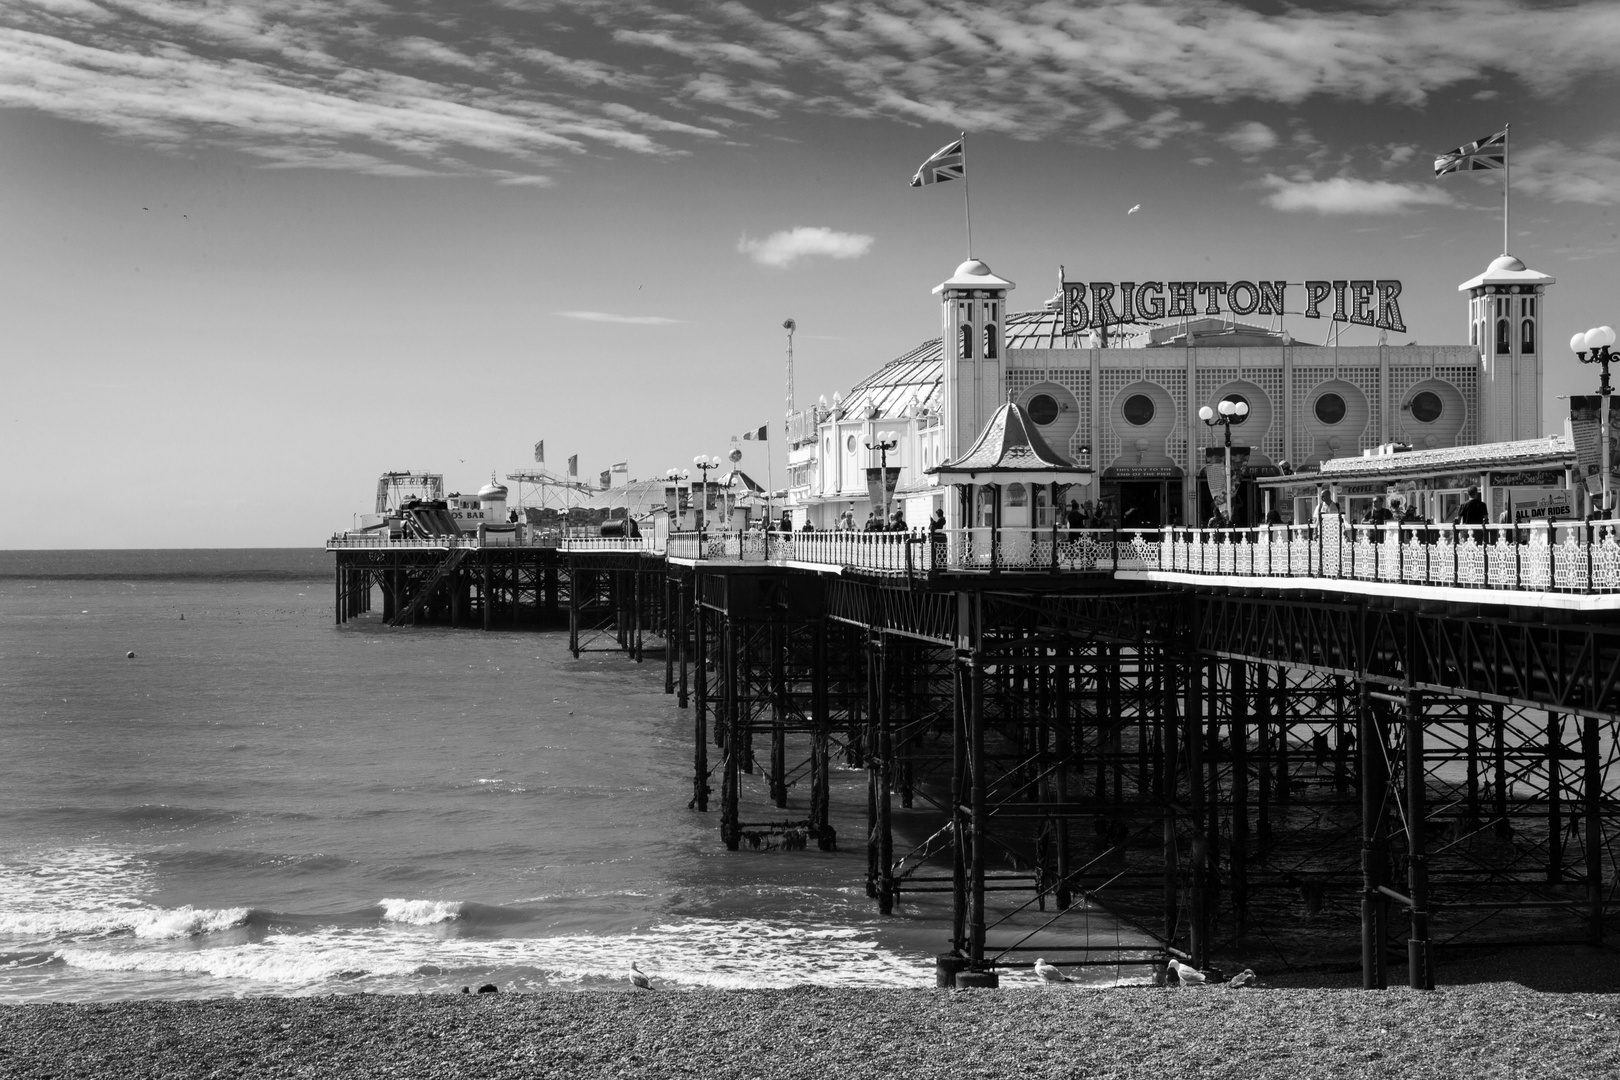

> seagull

[
  {"left": 628, "top": 961, "right": 653, "bottom": 990},
  {"left": 1033, "top": 957, "right": 1072, "bottom": 984},
  {"left": 1167, "top": 959, "right": 1206, "bottom": 986},
  {"left": 1128, "top": 204, "right": 1141, "bottom": 214},
  {"left": 1228, "top": 968, "right": 1257, "bottom": 988}
]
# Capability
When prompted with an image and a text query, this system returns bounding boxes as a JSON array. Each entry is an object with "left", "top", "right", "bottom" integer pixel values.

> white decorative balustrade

[
  {"left": 665, "top": 520, "right": 1620, "bottom": 596},
  {"left": 327, "top": 533, "right": 657, "bottom": 553}
]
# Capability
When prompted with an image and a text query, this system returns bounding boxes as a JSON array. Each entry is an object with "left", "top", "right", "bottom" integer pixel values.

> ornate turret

[
  {"left": 934, "top": 259, "right": 1014, "bottom": 482},
  {"left": 1459, "top": 253, "right": 1554, "bottom": 442}
]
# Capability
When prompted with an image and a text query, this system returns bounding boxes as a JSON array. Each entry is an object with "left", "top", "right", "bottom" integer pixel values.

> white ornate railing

[
  {"left": 326, "top": 533, "right": 657, "bottom": 553},
  {"left": 662, "top": 520, "right": 1620, "bottom": 595},
  {"left": 1157, "top": 519, "right": 1620, "bottom": 594}
]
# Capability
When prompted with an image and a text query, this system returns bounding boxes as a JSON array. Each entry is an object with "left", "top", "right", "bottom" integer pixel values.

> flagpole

[
  {"left": 960, "top": 132, "right": 973, "bottom": 258},
  {"left": 1502, "top": 122, "right": 1510, "bottom": 254}
]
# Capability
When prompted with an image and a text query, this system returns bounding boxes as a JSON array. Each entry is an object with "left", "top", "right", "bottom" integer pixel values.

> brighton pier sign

[{"left": 1061, "top": 279, "right": 1407, "bottom": 335}]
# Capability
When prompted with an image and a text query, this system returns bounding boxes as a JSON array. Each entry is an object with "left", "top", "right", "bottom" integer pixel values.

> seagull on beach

[
  {"left": 628, "top": 961, "right": 653, "bottom": 990},
  {"left": 1167, "top": 959, "right": 1206, "bottom": 986},
  {"left": 1033, "top": 957, "right": 1072, "bottom": 984},
  {"left": 1228, "top": 968, "right": 1257, "bottom": 988}
]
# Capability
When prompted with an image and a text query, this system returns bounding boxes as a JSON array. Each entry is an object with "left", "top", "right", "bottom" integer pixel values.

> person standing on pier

[
  {"left": 1454, "top": 485, "right": 1488, "bottom": 543},
  {"left": 1313, "top": 487, "right": 1338, "bottom": 525}
]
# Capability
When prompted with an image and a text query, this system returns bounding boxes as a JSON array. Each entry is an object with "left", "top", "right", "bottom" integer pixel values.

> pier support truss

[{"left": 675, "top": 567, "right": 1620, "bottom": 989}]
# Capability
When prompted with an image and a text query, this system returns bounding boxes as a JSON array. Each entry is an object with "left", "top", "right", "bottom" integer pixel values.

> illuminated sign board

[{"left": 1061, "top": 279, "right": 1406, "bottom": 335}]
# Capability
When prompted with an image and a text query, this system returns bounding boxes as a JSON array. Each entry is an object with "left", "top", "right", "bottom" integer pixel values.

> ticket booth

[{"left": 929, "top": 402, "right": 1094, "bottom": 569}]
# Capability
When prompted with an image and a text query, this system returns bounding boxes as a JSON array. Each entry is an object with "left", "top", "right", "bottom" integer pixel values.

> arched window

[
  {"left": 1470, "top": 323, "right": 1478, "bottom": 347},
  {"left": 1521, "top": 318, "right": 1535, "bottom": 353},
  {"left": 983, "top": 323, "right": 998, "bottom": 359},
  {"left": 960, "top": 323, "right": 974, "bottom": 360},
  {"left": 1495, "top": 318, "right": 1510, "bottom": 355},
  {"left": 1006, "top": 483, "right": 1027, "bottom": 508}
]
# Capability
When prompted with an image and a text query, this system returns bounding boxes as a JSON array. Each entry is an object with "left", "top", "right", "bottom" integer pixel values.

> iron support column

[
  {"left": 691, "top": 602, "right": 709, "bottom": 812},
  {"left": 969, "top": 650, "right": 987, "bottom": 969},
  {"left": 720, "top": 619, "right": 741, "bottom": 850},
  {"left": 1405, "top": 687, "right": 1433, "bottom": 990},
  {"left": 1360, "top": 686, "right": 1388, "bottom": 990},
  {"left": 1584, "top": 713, "right": 1604, "bottom": 945}
]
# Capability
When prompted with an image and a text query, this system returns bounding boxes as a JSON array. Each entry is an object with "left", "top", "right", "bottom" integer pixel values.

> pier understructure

[
  {"left": 663, "top": 525, "right": 1620, "bottom": 990},
  {"left": 331, "top": 524, "right": 1620, "bottom": 989}
]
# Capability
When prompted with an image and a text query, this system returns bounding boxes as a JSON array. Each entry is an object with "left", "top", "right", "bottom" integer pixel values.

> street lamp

[
  {"left": 1198, "top": 398, "right": 1250, "bottom": 525},
  {"left": 1571, "top": 325, "right": 1617, "bottom": 515},
  {"left": 864, "top": 429, "right": 900, "bottom": 526},
  {"left": 692, "top": 455, "right": 720, "bottom": 532},
  {"left": 664, "top": 468, "right": 689, "bottom": 531}
]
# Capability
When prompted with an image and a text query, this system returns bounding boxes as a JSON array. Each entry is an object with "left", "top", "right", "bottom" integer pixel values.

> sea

[{"left": 0, "top": 548, "right": 969, "bottom": 1002}]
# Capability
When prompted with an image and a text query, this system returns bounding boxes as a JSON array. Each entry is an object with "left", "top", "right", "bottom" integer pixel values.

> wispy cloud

[
  {"left": 2, "top": 0, "right": 1617, "bottom": 184},
  {"left": 738, "top": 227, "right": 875, "bottom": 268},
  {"left": 556, "top": 311, "right": 681, "bottom": 325},
  {"left": 1516, "top": 140, "right": 1620, "bottom": 205},
  {"left": 1260, "top": 175, "right": 1457, "bottom": 214},
  {"left": 1218, "top": 121, "right": 1278, "bottom": 156}
]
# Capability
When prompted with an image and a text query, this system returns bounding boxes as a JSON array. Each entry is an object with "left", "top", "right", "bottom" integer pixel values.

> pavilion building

[{"left": 784, "top": 252, "right": 1554, "bottom": 530}]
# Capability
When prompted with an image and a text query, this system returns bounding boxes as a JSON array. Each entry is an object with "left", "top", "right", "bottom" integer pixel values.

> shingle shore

[{"left": 3, "top": 979, "right": 1617, "bottom": 1080}]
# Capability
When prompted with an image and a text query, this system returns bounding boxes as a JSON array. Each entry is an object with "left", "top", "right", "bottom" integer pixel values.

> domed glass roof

[{"left": 834, "top": 307, "right": 1156, "bottom": 421}]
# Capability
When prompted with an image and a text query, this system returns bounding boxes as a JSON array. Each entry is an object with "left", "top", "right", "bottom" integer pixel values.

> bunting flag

[
  {"left": 910, "top": 137, "right": 964, "bottom": 187},
  {"left": 1434, "top": 129, "right": 1507, "bottom": 175},
  {"left": 599, "top": 469, "right": 611, "bottom": 490},
  {"left": 567, "top": 454, "right": 578, "bottom": 477},
  {"left": 611, "top": 461, "right": 628, "bottom": 472},
  {"left": 533, "top": 440, "right": 544, "bottom": 464}
]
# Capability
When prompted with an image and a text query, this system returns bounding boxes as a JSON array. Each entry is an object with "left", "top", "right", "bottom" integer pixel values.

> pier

[{"left": 330, "top": 520, "right": 1620, "bottom": 989}]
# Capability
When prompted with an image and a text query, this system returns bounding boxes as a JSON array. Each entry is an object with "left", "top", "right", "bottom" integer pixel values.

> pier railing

[
  {"left": 326, "top": 534, "right": 659, "bottom": 553},
  {"left": 668, "top": 519, "right": 1620, "bottom": 595}
]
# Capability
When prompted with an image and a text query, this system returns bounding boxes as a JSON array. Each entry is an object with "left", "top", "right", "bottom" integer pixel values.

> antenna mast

[{"left": 784, "top": 318, "right": 796, "bottom": 418}]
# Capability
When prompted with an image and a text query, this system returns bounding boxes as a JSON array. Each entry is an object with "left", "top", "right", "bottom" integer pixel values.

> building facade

[{"left": 785, "top": 254, "right": 1553, "bottom": 529}]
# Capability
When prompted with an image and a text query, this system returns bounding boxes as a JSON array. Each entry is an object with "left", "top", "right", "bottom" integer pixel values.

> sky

[{"left": 3, "top": 0, "right": 1619, "bottom": 548}]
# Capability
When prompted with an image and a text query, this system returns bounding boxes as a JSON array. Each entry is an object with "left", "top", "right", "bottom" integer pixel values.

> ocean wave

[
  {"left": 44, "top": 916, "right": 934, "bottom": 991},
  {"left": 149, "top": 850, "right": 350, "bottom": 875},
  {"left": 25, "top": 805, "right": 313, "bottom": 830},
  {"left": 378, "top": 899, "right": 464, "bottom": 926},
  {"left": 0, "top": 904, "right": 253, "bottom": 940},
  {"left": 127, "top": 905, "right": 253, "bottom": 939}
]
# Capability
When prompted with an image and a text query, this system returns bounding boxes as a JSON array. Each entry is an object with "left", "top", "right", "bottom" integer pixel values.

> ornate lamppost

[
  {"left": 692, "top": 455, "right": 720, "bottom": 532},
  {"left": 864, "top": 429, "right": 900, "bottom": 526},
  {"left": 664, "top": 468, "right": 689, "bottom": 530},
  {"left": 1571, "top": 326, "right": 1617, "bottom": 515},
  {"left": 1198, "top": 398, "right": 1250, "bottom": 525}
]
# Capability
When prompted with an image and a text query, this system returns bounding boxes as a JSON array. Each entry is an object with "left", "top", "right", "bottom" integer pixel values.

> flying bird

[
  {"left": 627, "top": 961, "right": 653, "bottom": 990},
  {"left": 1228, "top": 968, "right": 1257, "bottom": 988},
  {"left": 1167, "top": 959, "right": 1206, "bottom": 986},
  {"left": 1128, "top": 204, "right": 1141, "bottom": 214},
  {"left": 1033, "top": 957, "right": 1072, "bottom": 984}
]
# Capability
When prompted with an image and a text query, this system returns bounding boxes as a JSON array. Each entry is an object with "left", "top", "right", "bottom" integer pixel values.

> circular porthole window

[
  {"left": 1314, "top": 392, "right": 1347, "bottom": 425},
  {"left": 845, "top": 434, "right": 856, "bottom": 452},
  {"left": 1028, "top": 393, "right": 1060, "bottom": 425},
  {"left": 1410, "top": 390, "right": 1443, "bottom": 423},
  {"left": 1122, "top": 394, "right": 1156, "bottom": 427}
]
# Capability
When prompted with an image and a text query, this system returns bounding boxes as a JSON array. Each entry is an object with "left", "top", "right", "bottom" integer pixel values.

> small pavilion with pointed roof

[{"left": 929, "top": 401, "right": 1095, "bottom": 566}]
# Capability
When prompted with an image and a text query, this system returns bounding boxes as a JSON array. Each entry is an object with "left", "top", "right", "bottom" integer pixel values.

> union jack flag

[
  {"left": 1434, "top": 129, "right": 1507, "bottom": 176},
  {"left": 910, "top": 138, "right": 964, "bottom": 187}
]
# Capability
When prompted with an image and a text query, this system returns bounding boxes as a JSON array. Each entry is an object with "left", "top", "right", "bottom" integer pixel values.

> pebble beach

[{"left": 5, "top": 949, "right": 1619, "bottom": 1080}]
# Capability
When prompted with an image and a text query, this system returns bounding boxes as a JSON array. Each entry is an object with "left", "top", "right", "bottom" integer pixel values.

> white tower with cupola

[
  {"left": 935, "top": 259, "right": 1015, "bottom": 467},
  {"left": 1459, "top": 253, "right": 1555, "bottom": 442}
]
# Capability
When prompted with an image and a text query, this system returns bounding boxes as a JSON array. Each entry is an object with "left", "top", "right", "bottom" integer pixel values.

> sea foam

[{"left": 379, "top": 899, "right": 464, "bottom": 925}]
